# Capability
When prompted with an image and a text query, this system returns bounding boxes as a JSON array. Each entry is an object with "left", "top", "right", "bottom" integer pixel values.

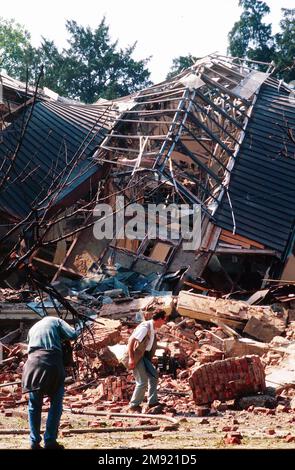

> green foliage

[
  {"left": 227, "top": 2, "right": 295, "bottom": 82},
  {"left": 34, "top": 39, "right": 68, "bottom": 96},
  {"left": 60, "top": 18, "right": 152, "bottom": 102},
  {"left": 166, "top": 54, "right": 197, "bottom": 80},
  {"left": 168, "top": 4, "right": 295, "bottom": 85},
  {"left": 0, "top": 16, "right": 152, "bottom": 103},
  {"left": 0, "top": 17, "right": 33, "bottom": 81},
  {"left": 228, "top": 0, "right": 275, "bottom": 68},
  {"left": 274, "top": 9, "right": 295, "bottom": 83}
]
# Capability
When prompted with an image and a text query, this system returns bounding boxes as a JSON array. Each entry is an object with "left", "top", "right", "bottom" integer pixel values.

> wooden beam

[
  {"left": 216, "top": 248, "right": 279, "bottom": 256},
  {"left": 33, "top": 257, "right": 82, "bottom": 278},
  {"left": 219, "top": 234, "right": 250, "bottom": 249},
  {"left": 183, "top": 280, "right": 206, "bottom": 291},
  {"left": 220, "top": 229, "right": 265, "bottom": 249},
  {"left": 177, "top": 291, "right": 246, "bottom": 330}
]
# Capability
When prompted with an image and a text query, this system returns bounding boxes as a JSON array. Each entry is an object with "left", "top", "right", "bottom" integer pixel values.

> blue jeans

[
  {"left": 28, "top": 384, "right": 64, "bottom": 446},
  {"left": 130, "top": 358, "right": 158, "bottom": 407}
]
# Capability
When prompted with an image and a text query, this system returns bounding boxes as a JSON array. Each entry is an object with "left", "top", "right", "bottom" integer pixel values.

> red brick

[{"left": 189, "top": 355, "right": 265, "bottom": 405}]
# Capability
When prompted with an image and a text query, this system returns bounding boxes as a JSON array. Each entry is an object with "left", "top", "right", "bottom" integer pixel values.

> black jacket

[{"left": 22, "top": 349, "right": 65, "bottom": 397}]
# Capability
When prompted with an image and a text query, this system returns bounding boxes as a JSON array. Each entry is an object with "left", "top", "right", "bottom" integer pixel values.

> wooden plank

[
  {"left": 107, "top": 245, "right": 166, "bottom": 266},
  {"left": 177, "top": 306, "right": 245, "bottom": 330},
  {"left": 0, "top": 328, "right": 22, "bottom": 345},
  {"left": 200, "top": 220, "right": 214, "bottom": 250},
  {"left": 221, "top": 229, "right": 265, "bottom": 249},
  {"left": 53, "top": 240, "right": 67, "bottom": 265},
  {"left": 201, "top": 222, "right": 221, "bottom": 251},
  {"left": 207, "top": 226, "right": 222, "bottom": 251},
  {"left": 201, "top": 72, "right": 249, "bottom": 105},
  {"left": 219, "top": 234, "right": 250, "bottom": 248},
  {"left": 216, "top": 248, "right": 279, "bottom": 255},
  {"left": 116, "top": 238, "right": 139, "bottom": 252},
  {"left": 99, "top": 295, "right": 173, "bottom": 318},
  {"left": 177, "top": 291, "right": 246, "bottom": 330},
  {"left": 281, "top": 255, "right": 295, "bottom": 282},
  {"left": 149, "top": 242, "right": 172, "bottom": 262},
  {"left": 33, "top": 257, "right": 82, "bottom": 277},
  {"left": 32, "top": 257, "right": 58, "bottom": 271},
  {"left": 0, "top": 308, "right": 70, "bottom": 320},
  {"left": 1, "top": 97, "right": 34, "bottom": 121},
  {"left": 177, "top": 291, "right": 286, "bottom": 338},
  {"left": 52, "top": 236, "right": 80, "bottom": 282},
  {"left": 183, "top": 280, "right": 206, "bottom": 291}
]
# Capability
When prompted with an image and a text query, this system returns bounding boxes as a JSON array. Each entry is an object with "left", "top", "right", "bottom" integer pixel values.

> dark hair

[{"left": 152, "top": 310, "right": 166, "bottom": 321}]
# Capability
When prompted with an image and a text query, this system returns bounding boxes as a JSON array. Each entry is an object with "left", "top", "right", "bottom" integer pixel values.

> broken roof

[
  {"left": 215, "top": 80, "right": 295, "bottom": 258},
  {"left": 1, "top": 54, "right": 294, "bottom": 258},
  {"left": 94, "top": 54, "right": 270, "bottom": 208},
  {"left": 0, "top": 98, "right": 119, "bottom": 219},
  {"left": 92, "top": 54, "right": 295, "bottom": 258}
]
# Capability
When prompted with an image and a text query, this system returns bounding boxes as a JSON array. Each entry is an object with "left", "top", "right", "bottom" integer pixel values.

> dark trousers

[{"left": 28, "top": 384, "right": 64, "bottom": 445}]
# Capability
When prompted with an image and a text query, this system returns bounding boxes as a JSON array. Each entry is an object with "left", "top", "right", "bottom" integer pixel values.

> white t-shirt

[{"left": 132, "top": 320, "right": 155, "bottom": 351}]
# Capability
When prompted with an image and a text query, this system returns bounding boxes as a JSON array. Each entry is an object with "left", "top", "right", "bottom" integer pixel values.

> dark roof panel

[
  {"left": 0, "top": 100, "right": 116, "bottom": 218},
  {"left": 215, "top": 83, "right": 295, "bottom": 257}
]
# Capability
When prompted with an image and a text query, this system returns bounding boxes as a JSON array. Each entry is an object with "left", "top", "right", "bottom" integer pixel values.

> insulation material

[
  {"left": 179, "top": 74, "right": 205, "bottom": 90},
  {"left": 232, "top": 71, "right": 269, "bottom": 99}
]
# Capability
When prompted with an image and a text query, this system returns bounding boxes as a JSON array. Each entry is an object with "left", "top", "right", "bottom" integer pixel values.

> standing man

[
  {"left": 128, "top": 310, "right": 167, "bottom": 413},
  {"left": 22, "top": 316, "right": 80, "bottom": 449}
]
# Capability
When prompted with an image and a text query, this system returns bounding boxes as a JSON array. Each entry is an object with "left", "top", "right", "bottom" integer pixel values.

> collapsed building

[
  {"left": 1, "top": 55, "right": 295, "bottom": 417},
  {"left": 90, "top": 54, "right": 295, "bottom": 294},
  {"left": 2, "top": 53, "right": 295, "bottom": 294}
]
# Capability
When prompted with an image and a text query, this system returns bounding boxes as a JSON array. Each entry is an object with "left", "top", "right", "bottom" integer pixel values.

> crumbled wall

[{"left": 189, "top": 355, "right": 265, "bottom": 404}]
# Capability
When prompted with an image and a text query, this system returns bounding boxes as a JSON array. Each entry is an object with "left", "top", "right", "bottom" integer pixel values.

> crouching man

[
  {"left": 22, "top": 316, "right": 80, "bottom": 449},
  {"left": 128, "top": 310, "right": 167, "bottom": 413}
]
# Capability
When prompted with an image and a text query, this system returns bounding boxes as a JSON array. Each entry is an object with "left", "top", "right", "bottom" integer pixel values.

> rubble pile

[
  {"left": 1, "top": 283, "right": 295, "bottom": 416},
  {"left": 177, "top": 291, "right": 287, "bottom": 342},
  {"left": 0, "top": 344, "right": 26, "bottom": 411},
  {"left": 0, "top": 319, "right": 125, "bottom": 410},
  {"left": 0, "top": 289, "right": 31, "bottom": 303},
  {"left": 79, "top": 319, "right": 122, "bottom": 357},
  {"left": 64, "top": 375, "right": 132, "bottom": 407},
  {"left": 95, "top": 376, "right": 130, "bottom": 402},
  {"left": 157, "top": 320, "right": 226, "bottom": 369},
  {"left": 285, "top": 322, "right": 295, "bottom": 341},
  {"left": 62, "top": 374, "right": 195, "bottom": 414},
  {"left": 189, "top": 355, "right": 265, "bottom": 405},
  {"left": 1, "top": 54, "right": 295, "bottom": 443},
  {"left": 98, "top": 294, "right": 174, "bottom": 321},
  {"left": 261, "top": 349, "right": 284, "bottom": 368}
]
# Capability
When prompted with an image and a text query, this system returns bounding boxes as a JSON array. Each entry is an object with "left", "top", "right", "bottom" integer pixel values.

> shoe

[
  {"left": 30, "top": 443, "right": 43, "bottom": 450},
  {"left": 44, "top": 441, "right": 65, "bottom": 450},
  {"left": 128, "top": 405, "right": 142, "bottom": 413},
  {"left": 147, "top": 402, "right": 164, "bottom": 409},
  {"left": 146, "top": 403, "right": 165, "bottom": 414}
]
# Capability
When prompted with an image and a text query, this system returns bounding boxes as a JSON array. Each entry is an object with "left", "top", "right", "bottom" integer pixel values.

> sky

[{"left": 1, "top": 0, "right": 294, "bottom": 83}]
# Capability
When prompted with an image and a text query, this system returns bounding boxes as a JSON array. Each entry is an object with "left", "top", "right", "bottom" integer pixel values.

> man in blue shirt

[{"left": 22, "top": 316, "right": 80, "bottom": 450}]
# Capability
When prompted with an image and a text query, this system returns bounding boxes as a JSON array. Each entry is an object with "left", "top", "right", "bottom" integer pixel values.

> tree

[
  {"left": 33, "top": 39, "right": 70, "bottom": 96},
  {"left": 61, "top": 18, "right": 152, "bottom": 102},
  {"left": 228, "top": 0, "right": 275, "bottom": 67},
  {"left": 0, "top": 17, "right": 152, "bottom": 103},
  {"left": 166, "top": 54, "right": 197, "bottom": 80},
  {"left": 0, "top": 17, "right": 35, "bottom": 81},
  {"left": 274, "top": 9, "right": 295, "bottom": 83}
]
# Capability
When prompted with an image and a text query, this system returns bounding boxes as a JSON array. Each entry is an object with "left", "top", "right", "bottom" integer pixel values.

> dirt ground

[{"left": 0, "top": 405, "right": 295, "bottom": 450}]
